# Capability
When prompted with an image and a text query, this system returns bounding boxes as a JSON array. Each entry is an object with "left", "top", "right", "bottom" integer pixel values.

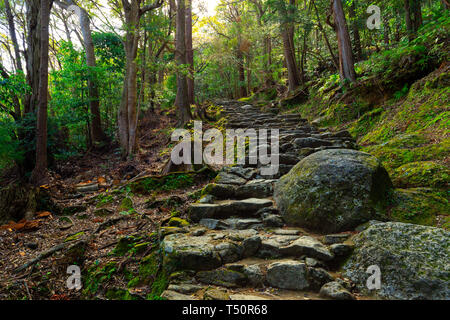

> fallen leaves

[
  {"left": 0, "top": 219, "right": 41, "bottom": 232},
  {"left": 0, "top": 211, "right": 54, "bottom": 232},
  {"left": 36, "top": 211, "right": 53, "bottom": 219}
]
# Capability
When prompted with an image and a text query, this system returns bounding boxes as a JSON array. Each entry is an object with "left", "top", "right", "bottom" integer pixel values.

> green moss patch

[
  {"left": 392, "top": 161, "right": 449, "bottom": 189},
  {"left": 388, "top": 189, "right": 449, "bottom": 226}
]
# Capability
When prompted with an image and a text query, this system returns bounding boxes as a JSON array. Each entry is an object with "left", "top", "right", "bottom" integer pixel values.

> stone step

[{"left": 189, "top": 198, "right": 274, "bottom": 222}]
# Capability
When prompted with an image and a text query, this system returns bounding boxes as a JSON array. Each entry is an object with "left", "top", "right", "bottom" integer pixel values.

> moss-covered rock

[
  {"left": 168, "top": 217, "right": 190, "bottom": 228},
  {"left": 274, "top": 149, "right": 393, "bottom": 233},
  {"left": 392, "top": 161, "right": 449, "bottom": 189},
  {"left": 343, "top": 222, "right": 450, "bottom": 300},
  {"left": 196, "top": 268, "right": 248, "bottom": 288},
  {"left": 113, "top": 235, "right": 147, "bottom": 256}
]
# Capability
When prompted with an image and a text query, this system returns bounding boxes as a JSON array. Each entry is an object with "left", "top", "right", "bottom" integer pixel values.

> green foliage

[
  {"left": 388, "top": 189, "right": 449, "bottom": 227},
  {"left": 130, "top": 173, "right": 195, "bottom": 194}
]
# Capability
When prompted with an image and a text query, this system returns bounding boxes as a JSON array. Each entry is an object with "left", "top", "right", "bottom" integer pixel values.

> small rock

[
  {"left": 330, "top": 243, "right": 354, "bottom": 259},
  {"left": 215, "top": 172, "right": 247, "bottom": 185},
  {"left": 319, "top": 282, "right": 355, "bottom": 300},
  {"left": 203, "top": 288, "right": 230, "bottom": 300},
  {"left": 305, "top": 257, "right": 326, "bottom": 269},
  {"left": 266, "top": 260, "right": 308, "bottom": 290},
  {"left": 235, "top": 179, "right": 274, "bottom": 199},
  {"left": 229, "top": 294, "right": 269, "bottom": 300},
  {"left": 198, "top": 195, "right": 215, "bottom": 204},
  {"left": 161, "top": 290, "right": 197, "bottom": 300},
  {"left": 307, "top": 268, "right": 334, "bottom": 291},
  {"left": 242, "top": 236, "right": 262, "bottom": 258},
  {"left": 191, "top": 228, "right": 206, "bottom": 236},
  {"left": 196, "top": 268, "right": 248, "bottom": 288},
  {"left": 274, "top": 229, "right": 301, "bottom": 236},
  {"left": 281, "top": 236, "right": 334, "bottom": 261},
  {"left": 323, "top": 234, "right": 351, "bottom": 245},
  {"left": 243, "top": 265, "right": 265, "bottom": 288},
  {"left": 200, "top": 219, "right": 230, "bottom": 230},
  {"left": 263, "top": 215, "right": 284, "bottom": 228},
  {"left": 168, "top": 284, "right": 203, "bottom": 295},
  {"left": 215, "top": 242, "right": 242, "bottom": 264}
]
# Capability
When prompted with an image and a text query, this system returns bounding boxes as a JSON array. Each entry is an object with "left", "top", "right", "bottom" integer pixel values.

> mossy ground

[{"left": 83, "top": 231, "right": 175, "bottom": 300}]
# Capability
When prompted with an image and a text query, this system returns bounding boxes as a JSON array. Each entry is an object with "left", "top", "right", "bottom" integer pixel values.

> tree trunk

[
  {"left": 4, "top": 0, "right": 23, "bottom": 73},
  {"left": 185, "top": 0, "right": 195, "bottom": 106},
  {"left": 118, "top": 0, "right": 163, "bottom": 158},
  {"left": 25, "top": 0, "right": 41, "bottom": 115},
  {"left": 313, "top": 0, "right": 339, "bottom": 70},
  {"left": 237, "top": 41, "right": 247, "bottom": 98},
  {"left": 349, "top": 0, "right": 362, "bottom": 61},
  {"left": 332, "top": 0, "right": 356, "bottom": 82},
  {"left": 264, "top": 35, "right": 273, "bottom": 86},
  {"left": 404, "top": 0, "right": 414, "bottom": 41},
  {"left": 175, "top": 0, "right": 192, "bottom": 126},
  {"left": 412, "top": 0, "right": 423, "bottom": 32},
  {"left": 55, "top": 0, "right": 107, "bottom": 145},
  {"left": 281, "top": 0, "right": 301, "bottom": 92},
  {"left": 77, "top": 4, "right": 106, "bottom": 145},
  {"left": 31, "top": 0, "right": 52, "bottom": 185}
]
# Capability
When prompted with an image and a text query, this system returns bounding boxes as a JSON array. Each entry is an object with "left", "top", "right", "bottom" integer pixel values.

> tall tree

[
  {"left": 280, "top": 0, "right": 301, "bottom": 92},
  {"left": 55, "top": 0, "right": 107, "bottom": 146},
  {"left": 185, "top": 0, "right": 195, "bottom": 106},
  {"left": 328, "top": 0, "right": 356, "bottom": 82},
  {"left": 349, "top": 0, "right": 362, "bottom": 61},
  {"left": 118, "top": 0, "right": 164, "bottom": 158},
  {"left": 31, "top": 0, "right": 53, "bottom": 184},
  {"left": 175, "top": 0, "right": 192, "bottom": 126},
  {"left": 25, "top": 0, "right": 41, "bottom": 115},
  {"left": 4, "top": 0, "right": 23, "bottom": 73}
]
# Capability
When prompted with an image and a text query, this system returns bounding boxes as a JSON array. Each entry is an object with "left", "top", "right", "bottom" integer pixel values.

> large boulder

[
  {"left": 274, "top": 149, "right": 393, "bottom": 233},
  {"left": 343, "top": 222, "right": 450, "bottom": 300}
]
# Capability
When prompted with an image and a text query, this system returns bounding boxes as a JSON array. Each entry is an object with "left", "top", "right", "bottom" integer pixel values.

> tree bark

[
  {"left": 31, "top": 0, "right": 52, "bottom": 185},
  {"left": 237, "top": 38, "right": 247, "bottom": 98},
  {"left": 4, "top": 0, "right": 23, "bottom": 73},
  {"left": 404, "top": 0, "right": 414, "bottom": 41},
  {"left": 349, "top": 0, "right": 362, "bottom": 61},
  {"left": 281, "top": 0, "right": 301, "bottom": 92},
  {"left": 55, "top": 0, "right": 107, "bottom": 145},
  {"left": 331, "top": 0, "right": 356, "bottom": 82},
  {"left": 119, "top": 0, "right": 163, "bottom": 158},
  {"left": 25, "top": 0, "right": 41, "bottom": 115},
  {"left": 175, "top": 0, "right": 192, "bottom": 126},
  {"left": 412, "top": 0, "right": 423, "bottom": 32},
  {"left": 185, "top": 0, "right": 195, "bottom": 106},
  {"left": 312, "top": 0, "right": 338, "bottom": 71}
]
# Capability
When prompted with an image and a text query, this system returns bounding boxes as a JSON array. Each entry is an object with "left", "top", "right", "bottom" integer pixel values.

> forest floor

[{"left": 0, "top": 109, "right": 211, "bottom": 300}]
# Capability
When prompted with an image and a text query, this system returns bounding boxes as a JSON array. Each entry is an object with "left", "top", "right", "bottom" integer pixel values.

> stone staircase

[{"left": 161, "top": 102, "right": 360, "bottom": 301}]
